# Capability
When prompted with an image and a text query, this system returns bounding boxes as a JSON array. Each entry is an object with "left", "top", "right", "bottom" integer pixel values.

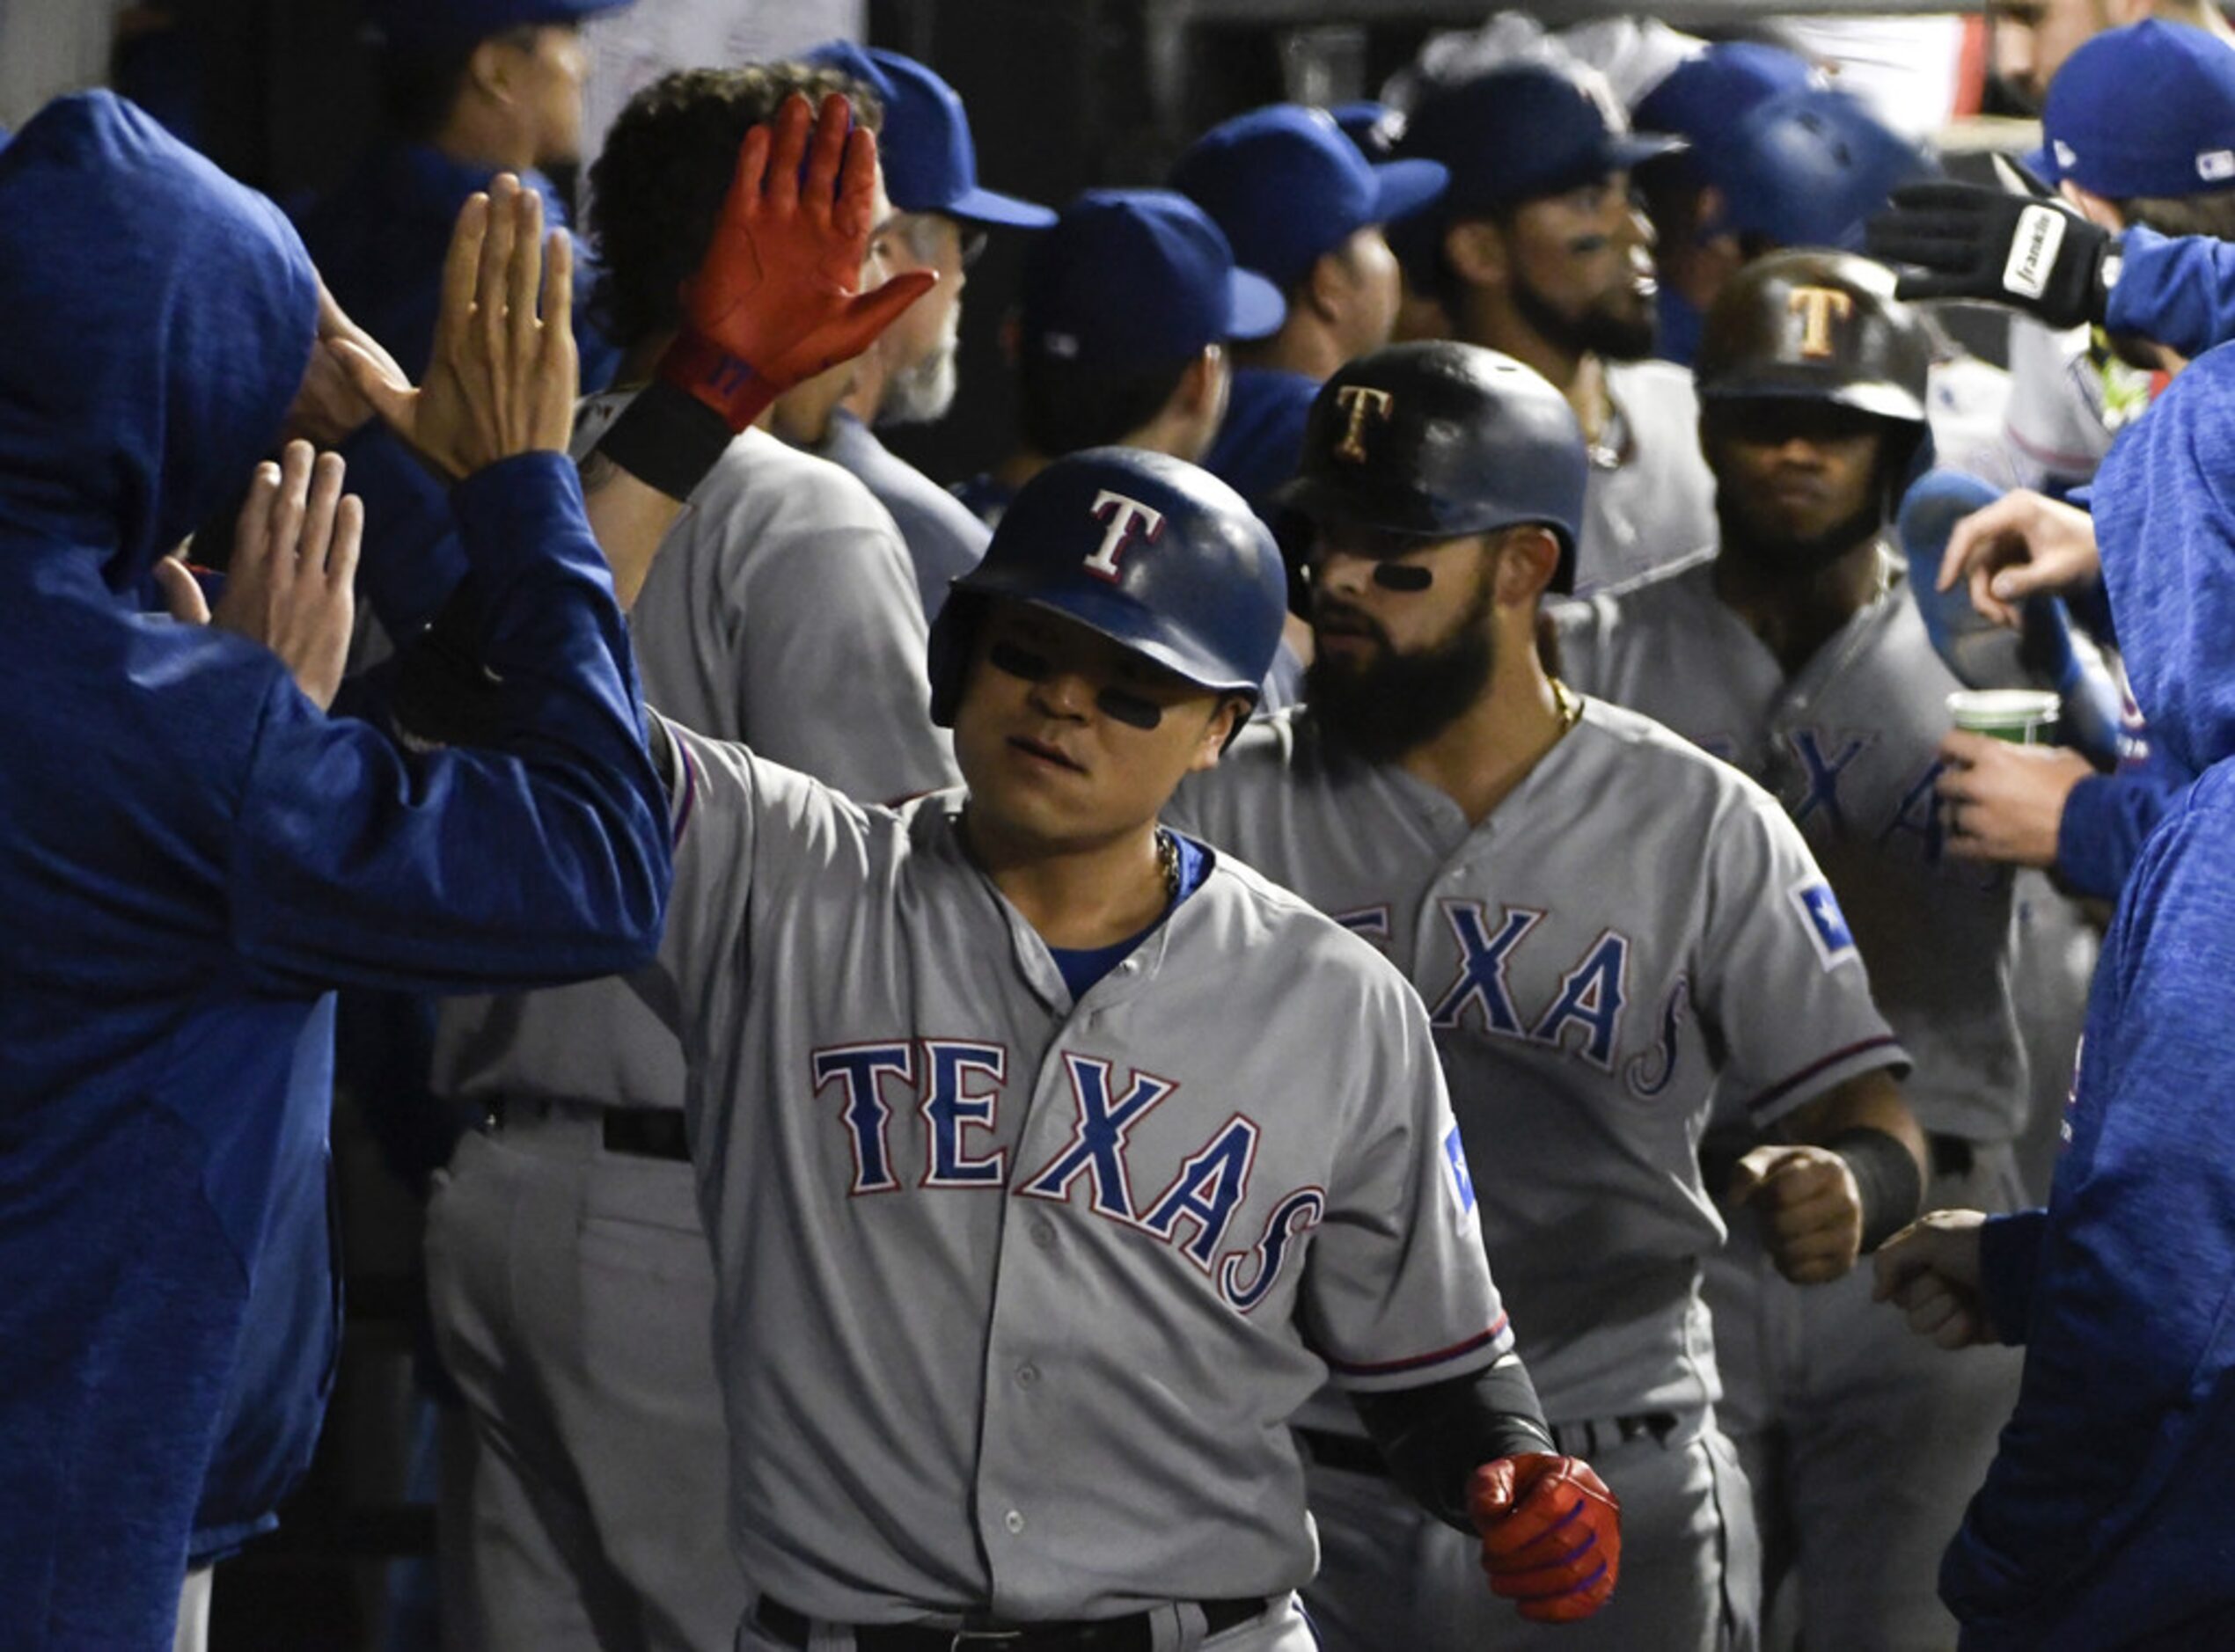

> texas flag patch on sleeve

[
  {"left": 1443, "top": 1123, "right": 1479, "bottom": 1236},
  {"left": 1789, "top": 878, "right": 1859, "bottom": 970}
]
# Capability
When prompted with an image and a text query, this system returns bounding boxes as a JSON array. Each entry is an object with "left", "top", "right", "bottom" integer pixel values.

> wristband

[
  {"left": 593, "top": 376, "right": 737, "bottom": 503},
  {"left": 1828, "top": 1126, "right": 1924, "bottom": 1254},
  {"left": 659, "top": 331, "right": 780, "bottom": 432}
]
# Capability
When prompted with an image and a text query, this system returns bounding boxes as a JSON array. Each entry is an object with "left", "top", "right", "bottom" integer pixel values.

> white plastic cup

[{"left": 1947, "top": 688, "right": 2061, "bottom": 745}]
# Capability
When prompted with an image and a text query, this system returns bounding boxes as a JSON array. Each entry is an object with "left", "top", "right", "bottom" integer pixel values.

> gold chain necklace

[{"left": 1155, "top": 826, "right": 1182, "bottom": 905}]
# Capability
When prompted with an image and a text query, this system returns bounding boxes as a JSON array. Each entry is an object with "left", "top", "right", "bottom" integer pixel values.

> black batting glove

[{"left": 1865, "top": 179, "right": 2114, "bottom": 331}]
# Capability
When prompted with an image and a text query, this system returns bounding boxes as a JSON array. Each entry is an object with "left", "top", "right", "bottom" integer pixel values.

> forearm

[
  {"left": 578, "top": 449, "right": 688, "bottom": 611},
  {"left": 2103, "top": 226, "right": 2235, "bottom": 363},
  {"left": 1784, "top": 1068, "right": 1928, "bottom": 1248},
  {"left": 1352, "top": 1355, "right": 1557, "bottom": 1534}
]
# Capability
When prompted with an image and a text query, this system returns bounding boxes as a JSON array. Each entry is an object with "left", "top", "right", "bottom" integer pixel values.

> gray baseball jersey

[
  {"left": 813, "top": 407, "right": 991, "bottom": 624},
  {"left": 1576, "top": 360, "right": 1717, "bottom": 597},
  {"left": 1168, "top": 701, "right": 1904, "bottom": 1425},
  {"left": 1555, "top": 553, "right": 2027, "bottom": 1142},
  {"left": 653, "top": 720, "right": 1510, "bottom": 1621},
  {"left": 575, "top": 391, "right": 957, "bottom": 800}
]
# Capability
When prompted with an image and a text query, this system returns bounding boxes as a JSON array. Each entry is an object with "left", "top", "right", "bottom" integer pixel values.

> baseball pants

[
  {"left": 425, "top": 1107, "right": 748, "bottom": 1652},
  {"left": 1301, "top": 1409, "right": 1759, "bottom": 1651},
  {"left": 174, "top": 1568, "right": 211, "bottom": 1652},
  {"left": 733, "top": 1593, "right": 1321, "bottom": 1651},
  {"left": 1707, "top": 1140, "right": 2028, "bottom": 1652}
]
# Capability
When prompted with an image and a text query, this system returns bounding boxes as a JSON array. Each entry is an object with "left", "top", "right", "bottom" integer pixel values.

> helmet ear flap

[{"left": 926, "top": 590, "right": 989, "bottom": 729}]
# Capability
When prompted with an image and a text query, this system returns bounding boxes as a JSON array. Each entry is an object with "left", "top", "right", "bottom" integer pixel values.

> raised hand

[
  {"left": 1865, "top": 159, "right": 2113, "bottom": 330},
  {"left": 335, "top": 175, "right": 578, "bottom": 479},
  {"left": 211, "top": 441, "right": 363, "bottom": 710},
  {"left": 282, "top": 281, "right": 399, "bottom": 447},
  {"left": 1470, "top": 1453, "right": 1622, "bottom": 1624},
  {"left": 661, "top": 91, "right": 937, "bottom": 432}
]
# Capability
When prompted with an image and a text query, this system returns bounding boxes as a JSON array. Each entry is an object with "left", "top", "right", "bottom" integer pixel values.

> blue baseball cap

[
  {"left": 370, "top": 0, "right": 633, "bottom": 50},
  {"left": 804, "top": 41, "right": 1053, "bottom": 228},
  {"left": 1401, "top": 62, "right": 1682, "bottom": 215},
  {"left": 2044, "top": 22, "right": 2235, "bottom": 200},
  {"left": 1331, "top": 100, "right": 1405, "bottom": 162},
  {"left": 1699, "top": 85, "right": 1939, "bottom": 252},
  {"left": 1632, "top": 41, "right": 1817, "bottom": 188},
  {"left": 1020, "top": 189, "right": 1286, "bottom": 365},
  {"left": 1170, "top": 105, "right": 1446, "bottom": 290}
]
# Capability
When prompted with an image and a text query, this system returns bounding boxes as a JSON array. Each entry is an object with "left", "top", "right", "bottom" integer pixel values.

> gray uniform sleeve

[
  {"left": 1306, "top": 959, "right": 1515, "bottom": 1393},
  {"left": 720, "top": 489, "right": 956, "bottom": 804},
  {"left": 649, "top": 719, "right": 868, "bottom": 1041},
  {"left": 1693, "top": 786, "right": 1909, "bottom": 1129}
]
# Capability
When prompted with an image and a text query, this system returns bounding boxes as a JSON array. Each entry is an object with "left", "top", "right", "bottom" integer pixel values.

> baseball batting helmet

[
  {"left": 1694, "top": 248, "right": 1931, "bottom": 428},
  {"left": 1271, "top": 341, "right": 1589, "bottom": 594},
  {"left": 927, "top": 449, "right": 1289, "bottom": 734},
  {"left": 1697, "top": 86, "right": 1939, "bottom": 253}
]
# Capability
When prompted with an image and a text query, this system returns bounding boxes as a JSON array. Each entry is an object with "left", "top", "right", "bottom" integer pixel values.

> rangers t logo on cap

[
  {"left": 1789, "top": 287, "right": 1856, "bottom": 359},
  {"left": 1332, "top": 384, "right": 1395, "bottom": 463},
  {"left": 1082, "top": 489, "right": 1166, "bottom": 581}
]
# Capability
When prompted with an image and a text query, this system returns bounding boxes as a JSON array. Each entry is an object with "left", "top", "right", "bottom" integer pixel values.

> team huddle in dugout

[{"left": 9, "top": 3, "right": 2235, "bottom": 1650}]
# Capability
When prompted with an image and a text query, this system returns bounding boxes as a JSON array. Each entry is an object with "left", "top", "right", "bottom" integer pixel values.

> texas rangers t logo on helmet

[
  {"left": 1332, "top": 385, "right": 1395, "bottom": 463},
  {"left": 1083, "top": 490, "right": 1166, "bottom": 581},
  {"left": 1789, "top": 287, "right": 1855, "bottom": 359}
]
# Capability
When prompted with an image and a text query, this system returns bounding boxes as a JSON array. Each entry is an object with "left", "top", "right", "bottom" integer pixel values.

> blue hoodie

[
  {"left": 0, "top": 94, "right": 670, "bottom": 1646},
  {"left": 1953, "top": 340, "right": 2235, "bottom": 1648}
]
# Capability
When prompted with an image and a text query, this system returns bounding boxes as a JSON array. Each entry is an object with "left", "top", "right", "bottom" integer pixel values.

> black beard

[
  {"left": 1510, "top": 263, "right": 1656, "bottom": 363},
  {"left": 1713, "top": 486, "right": 1890, "bottom": 578},
  {"left": 1308, "top": 585, "right": 1498, "bottom": 764}
]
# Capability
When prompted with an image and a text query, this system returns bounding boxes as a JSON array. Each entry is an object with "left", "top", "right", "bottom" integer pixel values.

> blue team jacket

[
  {"left": 0, "top": 95, "right": 670, "bottom": 1648},
  {"left": 1955, "top": 340, "right": 2235, "bottom": 1649},
  {"left": 1201, "top": 365, "right": 1319, "bottom": 520}
]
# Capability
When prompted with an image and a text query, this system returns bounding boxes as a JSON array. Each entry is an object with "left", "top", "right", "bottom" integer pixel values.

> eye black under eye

[
  {"left": 989, "top": 639, "right": 1052, "bottom": 682},
  {"left": 1373, "top": 564, "right": 1434, "bottom": 592},
  {"left": 990, "top": 638, "right": 1166, "bottom": 729},
  {"left": 1094, "top": 688, "right": 1164, "bottom": 730}
]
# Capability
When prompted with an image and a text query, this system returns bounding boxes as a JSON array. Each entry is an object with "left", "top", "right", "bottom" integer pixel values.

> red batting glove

[
  {"left": 1469, "top": 1454, "right": 1622, "bottom": 1625},
  {"left": 659, "top": 90, "right": 937, "bottom": 433}
]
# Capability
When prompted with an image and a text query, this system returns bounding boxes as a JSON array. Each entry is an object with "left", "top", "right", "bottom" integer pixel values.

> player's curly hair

[{"left": 588, "top": 64, "right": 883, "bottom": 350}]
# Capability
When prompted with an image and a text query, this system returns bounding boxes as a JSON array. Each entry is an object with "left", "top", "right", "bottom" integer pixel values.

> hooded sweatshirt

[
  {"left": 0, "top": 94, "right": 669, "bottom": 1646},
  {"left": 1950, "top": 340, "right": 2235, "bottom": 1648}
]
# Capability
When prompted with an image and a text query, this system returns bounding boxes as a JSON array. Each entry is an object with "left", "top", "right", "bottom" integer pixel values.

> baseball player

[
  {"left": 779, "top": 42, "right": 1052, "bottom": 624},
  {"left": 1556, "top": 251, "right": 2033, "bottom": 1650},
  {"left": 0, "top": 93, "right": 677, "bottom": 1648},
  {"left": 1166, "top": 342, "right": 1927, "bottom": 1652},
  {"left": 1168, "top": 102, "right": 1447, "bottom": 520},
  {"left": 652, "top": 444, "right": 1622, "bottom": 1648},
  {"left": 422, "top": 79, "right": 948, "bottom": 1648},
  {"left": 1393, "top": 61, "right": 1715, "bottom": 595}
]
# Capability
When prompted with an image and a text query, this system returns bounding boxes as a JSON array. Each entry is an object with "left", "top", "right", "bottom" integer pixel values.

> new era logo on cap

[{"left": 2202, "top": 149, "right": 2235, "bottom": 182}]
